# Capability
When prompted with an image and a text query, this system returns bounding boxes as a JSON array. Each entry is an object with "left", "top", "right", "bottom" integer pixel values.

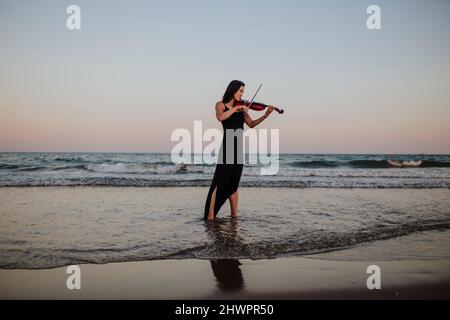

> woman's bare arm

[
  {"left": 244, "top": 106, "right": 274, "bottom": 128},
  {"left": 216, "top": 102, "right": 242, "bottom": 122}
]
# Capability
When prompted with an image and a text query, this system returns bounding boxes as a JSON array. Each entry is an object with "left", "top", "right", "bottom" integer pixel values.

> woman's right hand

[{"left": 234, "top": 105, "right": 249, "bottom": 113}]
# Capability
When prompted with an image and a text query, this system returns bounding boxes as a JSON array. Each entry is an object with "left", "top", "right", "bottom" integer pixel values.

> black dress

[{"left": 203, "top": 103, "right": 245, "bottom": 220}]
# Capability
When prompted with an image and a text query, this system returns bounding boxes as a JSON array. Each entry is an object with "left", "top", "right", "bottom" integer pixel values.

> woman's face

[{"left": 233, "top": 86, "right": 245, "bottom": 101}]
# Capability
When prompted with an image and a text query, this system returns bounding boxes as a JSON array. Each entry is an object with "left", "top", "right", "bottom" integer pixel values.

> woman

[{"left": 203, "top": 80, "right": 274, "bottom": 220}]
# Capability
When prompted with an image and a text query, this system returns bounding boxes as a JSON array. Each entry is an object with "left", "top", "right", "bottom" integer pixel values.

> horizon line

[{"left": 0, "top": 151, "right": 449, "bottom": 156}]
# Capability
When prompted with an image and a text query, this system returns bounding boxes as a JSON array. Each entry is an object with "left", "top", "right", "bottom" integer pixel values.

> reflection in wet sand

[
  {"left": 204, "top": 218, "right": 246, "bottom": 292},
  {"left": 210, "top": 259, "right": 244, "bottom": 292}
]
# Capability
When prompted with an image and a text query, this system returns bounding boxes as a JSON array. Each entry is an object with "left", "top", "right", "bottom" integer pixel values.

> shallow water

[{"left": 0, "top": 187, "right": 449, "bottom": 269}]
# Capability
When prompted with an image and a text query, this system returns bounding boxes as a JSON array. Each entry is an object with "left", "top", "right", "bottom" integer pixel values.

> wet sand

[
  {"left": 1, "top": 232, "right": 449, "bottom": 299},
  {"left": 1, "top": 187, "right": 449, "bottom": 299}
]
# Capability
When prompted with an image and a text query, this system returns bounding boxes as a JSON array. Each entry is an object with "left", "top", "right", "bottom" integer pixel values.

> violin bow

[{"left": 245, "top": 83, "right": 262, "bottom": 111}]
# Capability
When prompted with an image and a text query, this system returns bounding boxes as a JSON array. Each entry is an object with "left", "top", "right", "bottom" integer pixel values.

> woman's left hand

[{"left": 265, "top": 105, "right": 274, "bottom": 116}]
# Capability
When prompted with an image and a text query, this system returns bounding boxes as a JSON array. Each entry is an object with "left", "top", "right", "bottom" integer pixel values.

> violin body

[{"left": 235, "top": 100, "right": 284, "bottom": 114}]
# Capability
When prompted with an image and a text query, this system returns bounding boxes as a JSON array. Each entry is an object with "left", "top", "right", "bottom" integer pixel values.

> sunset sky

[{"left": 1, "top": 0, "right": 449, "bottom": 153}]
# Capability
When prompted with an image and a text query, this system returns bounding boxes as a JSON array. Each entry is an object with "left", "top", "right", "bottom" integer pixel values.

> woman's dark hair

[{"left": 222, "top": 80, "right": 245, "bottom": 103}]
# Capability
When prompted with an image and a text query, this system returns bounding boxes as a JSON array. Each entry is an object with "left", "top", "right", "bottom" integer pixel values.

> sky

[{"left": 0, "top": 0, "right": 449, "bottom": 154}]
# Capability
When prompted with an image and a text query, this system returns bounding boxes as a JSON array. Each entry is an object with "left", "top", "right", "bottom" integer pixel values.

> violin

[{"left": 235, "top": 100, "right": 284, "bottom": 114}]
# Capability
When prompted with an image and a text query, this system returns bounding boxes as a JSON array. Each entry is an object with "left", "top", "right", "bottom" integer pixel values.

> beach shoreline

[
  {"left": 1, "top": 230, "right": 449, "bottom": 300},
  {"left": 1, "top": 186, "right": 449, "bottom": 299}
]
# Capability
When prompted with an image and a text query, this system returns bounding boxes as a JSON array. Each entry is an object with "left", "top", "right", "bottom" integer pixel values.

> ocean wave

[
  {"left": 0, "top": 163, "right": 22, "bottom": 170},
  {"left": 183, "top": 220, "right": 450, "bottom": 260},
  {"left": 1, "top": 177, "right": 449, "bottom": 188},
  {"left": 288, "top": 159, "right": 450, "bottom": 169},
  {"left": 51, "top": 165, "right": 86, "bottom": 171},
  {"left": 2, "top": 220, "right": 448, "bottom": 269},
  {"left": 422, "top": 161, "right": 450, "bottom": 168},
  {"left": 52, "top": 156, "right": 86, "bottom": 162},
  {"left": 84, "top": 162, "right": 205, "bottom": 174},
  {"left": 242, "top": 168, "right": 450, "bottom": 178},
  {"left": 12, "top": 166, "right": 47, "bottom": 172}
]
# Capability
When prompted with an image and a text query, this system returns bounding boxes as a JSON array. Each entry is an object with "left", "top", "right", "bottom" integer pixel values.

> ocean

[{"left": 1, "top": 152, "right": 450, "bottom": 188}]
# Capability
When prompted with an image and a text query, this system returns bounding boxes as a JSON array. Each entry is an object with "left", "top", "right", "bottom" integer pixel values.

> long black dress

[{"left": 203, "top": 103, "right": 245, "bottom": 220}]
